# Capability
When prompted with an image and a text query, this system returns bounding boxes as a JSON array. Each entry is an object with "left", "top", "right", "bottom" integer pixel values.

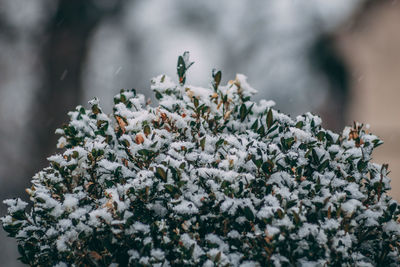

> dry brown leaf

[
  {"left": 89, "top": 251, "right": 102, "bottom": 261},
  {"left": 84, "top": 182, "right": 94, "bottom": 191},
  {"left": 229, "top": 159, "right": 234, "bottom": 167},
  {"left": 122, "top": 158, "right": 129, "bottom": 167},
  {"left": 135, "top": 134, "right": 144, "bottom": 144},
  {"left": 186, "top": 90, "right": 194, "bottom": 99},
  {"left": 349, "top": 130, "right": 358, "bottom": 140},
  {"left": 355, "top": 138, "right": 364, "bottom": 147},
  {"left": 224, "top": 110, "right": 232, "bottom": 120},
  {"left": 264, "top": 246, "right": 272, "bottom": 255},
  {"left": 181, "top": 222, "right": 188, "bottom": 231},
  {"left": 160, "top": 112, "right": 167, "bottom": 121},
  {"left": 115, "top": 116, "right": 127, "bottom": 134},
  {"left": 104, "top": 199, "right": 114, "bottom": 210},
  {"left": 217, "top": 101, "right": 222, "bottom": 110}
]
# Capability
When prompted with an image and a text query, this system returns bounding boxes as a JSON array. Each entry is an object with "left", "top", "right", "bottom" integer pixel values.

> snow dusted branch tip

[{"left": 2, "top": 52, "right": 400, "bottom": 266}]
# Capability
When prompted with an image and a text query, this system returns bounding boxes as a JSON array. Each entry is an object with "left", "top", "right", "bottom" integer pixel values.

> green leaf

[
  {"left": 295, "top": 121, "right": 304, "bottom": 129},
  {"left": 318, "top": 159, "right": 330, "bottom": 172},
  {"left": 283, "top": 137, "right": 295, "bottom": 149},
  {"left": 326, "top": 133, "right": 333, "bottom": 144},
  {"left": 177, "top": 56, "right": 186, "bottom": 85},
  {"left": 215, "top": 251, "right": 222, "bottom": 262},
  {"left": 267, "top": 124, "right": 278, "bottom": 135},
  {"left": 261, "top": 160, "right": 274, "bottom": 174},
  {"left": 277, "top": 209, "right": 284, "bottom": 219},
  {"left": 357, "top": 159, "right": 367, "bottom": 172},
  {"left": 138, "top": 149, "right": 149, "bottom": 156},
  {"left": 177, "top": 180, "right": 187, "bottom": 188},
  {"left": 252, "top": 156, "right": 262, "bottom": 169},
  {"left": 372, "top": 139, "right": 383, "bottom": 148},
  {"left": 213, "top": 70, "right": 222, "bottom": 91},
  {"left": 316, "top": 131, "right": 325, "bottom": 141},
  {"left": 257, "top": 125, "right": 265, "bottom": 136},
  {"left": 221, "top": 180, "right": 230, "bottom": 189},
  {"left": 312, "top": 149, "right": 320, "bottom": 165},
  {"left": 388, "top": 202, "right": 397, "bottom": 215},
  {"left": 240, "top": 104, "right": 247, "bottom": 122},
  {"left": 72, "top": 151, "right": 79, "bottom": 159},
  {"left": 155, "top": 90, "right": 163, "bottom": 100},
  {"left": 200, "top": 137, "right": 206, "bottom": 151},
  {"left": 286, "top": 200, "right": 297, "bottom": 210},
  {"left": 17, "top": 245, "right": 28, "bottom": 264},
  {"left": 122, "top": 140, "right": 130, "bottom": 147},
  {"left": 336, "top": 206, "right": 342, "bottom": 218},
  {"left": 156, "top": 167, "right": 167, "bottom": 181},
  {"left": 215, "top": 138, "right": 224, "bottom": 147},
  {"left": 12, "top": 210, "right": 26, "bottom": 221},
  {"left": 144, "top": 125, "right": 151, "bottom": 137},
  {"left": 91, "top": 105, "right": 101, "bottom": 115},
  {"left": 243, "top": 206, "right": 254, "bottom": 221},
  {"left": 164, "top": 184, "right": 175, "bottom": 193},
  {"left": 150, "top": 141, "right": 158, "bottom": 148},
  {"left": 292, "top": 211, "right": 300, "bottom": 225},
  {"left": 189, "top": 244, "right": 195, "bottom": 257},
  {"left": 267, "top": 109, "right": 273, "bottom": 129},
  {"left": 251, "top": 119, "right": 259, "bottom": 131}
]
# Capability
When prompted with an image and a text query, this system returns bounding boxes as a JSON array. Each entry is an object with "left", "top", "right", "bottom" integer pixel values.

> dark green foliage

[{"left": 2, "top": 54, "right": 399, "bottom": 266}]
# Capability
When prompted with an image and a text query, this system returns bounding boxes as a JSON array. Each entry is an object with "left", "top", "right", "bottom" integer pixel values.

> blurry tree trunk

[
  {"left": 310, "top": 34, "right": 350, "bottom": 132},
  {"left": 29, "top": 0, "right": 124, "bottom": 175}
]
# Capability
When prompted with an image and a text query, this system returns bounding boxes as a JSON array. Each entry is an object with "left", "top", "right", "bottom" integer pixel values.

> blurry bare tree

[
  {"left": 0, "top": 1, "right": 125, "bottom": 266},
  {"left": 30, "top": 0, "right": 125, "bottom": 184},
  {"left": 310, "top": 34, "right": 350, "bottom": 131}
]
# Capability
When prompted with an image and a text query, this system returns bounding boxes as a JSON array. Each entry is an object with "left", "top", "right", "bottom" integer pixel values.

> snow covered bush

[{"left": 2, "top": 53, "right": 400, "bottom": 266}]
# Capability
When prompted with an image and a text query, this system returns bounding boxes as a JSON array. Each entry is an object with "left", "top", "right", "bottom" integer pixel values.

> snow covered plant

[{"left": 2, "top": 53, "right": 400, "bottom": 266}]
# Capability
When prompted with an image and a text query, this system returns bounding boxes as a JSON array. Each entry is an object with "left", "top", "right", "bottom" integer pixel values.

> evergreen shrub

[{"left": 2, "top": 53, "right": 400, "bottom": 266}]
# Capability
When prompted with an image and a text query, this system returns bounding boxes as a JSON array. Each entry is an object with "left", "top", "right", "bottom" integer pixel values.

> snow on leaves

[{"left": 2, "top": 53, "right": 400, "bottom": 266}]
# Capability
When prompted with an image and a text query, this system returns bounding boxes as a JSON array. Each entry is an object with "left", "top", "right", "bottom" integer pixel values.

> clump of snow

[{"left": 173, "top": 200, "right": 199, "bottom": 215}]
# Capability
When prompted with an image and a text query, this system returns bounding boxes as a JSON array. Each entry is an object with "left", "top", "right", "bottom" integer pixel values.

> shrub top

[{"left": 2, "top": 53, "right": 400, "bottom": 266}]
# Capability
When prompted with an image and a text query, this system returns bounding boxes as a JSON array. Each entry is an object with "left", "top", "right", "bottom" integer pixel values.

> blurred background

[{"left": 0, "top": 0, "right": 399, "bottom": 265}]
